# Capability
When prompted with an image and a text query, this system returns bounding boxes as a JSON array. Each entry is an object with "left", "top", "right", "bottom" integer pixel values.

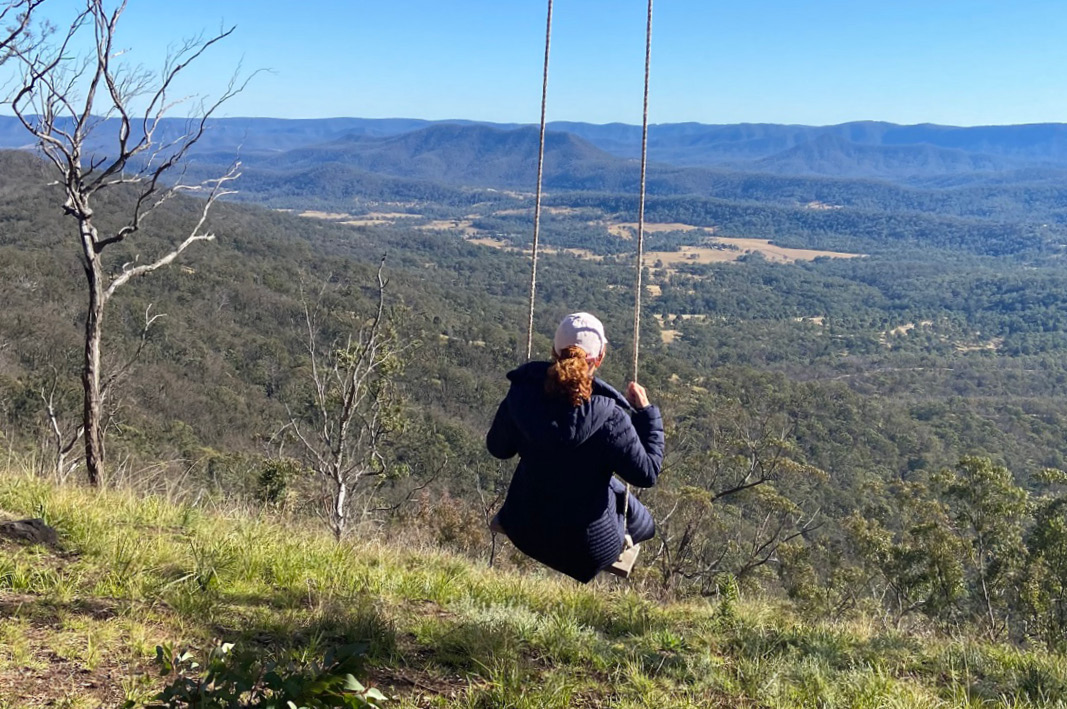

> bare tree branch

[
  {"left": 39, "top": 365, "right": 84, "bottom": 482},
  {"left": 0, "top": 0, "right": 46, "bottom": 71},
  {"left": 104, "top": 162, "right": 239, "bottom": 296},
  {"left": 100, "top": 304, "right": 164, "bottom": 399}
]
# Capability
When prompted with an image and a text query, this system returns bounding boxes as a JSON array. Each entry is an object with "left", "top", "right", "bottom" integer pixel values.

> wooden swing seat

[{"left": 605, "top": 534, "right": 639, "bottom": 578}]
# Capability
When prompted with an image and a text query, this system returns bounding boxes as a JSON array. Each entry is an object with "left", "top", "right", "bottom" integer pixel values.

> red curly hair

[{"left": 545, "top": 345, "right": 594, "bottom": 406}]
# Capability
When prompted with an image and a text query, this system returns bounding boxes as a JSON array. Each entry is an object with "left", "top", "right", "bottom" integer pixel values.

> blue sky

[{"left": 14, "top": 0, "right": 1067, "bottom": 126}]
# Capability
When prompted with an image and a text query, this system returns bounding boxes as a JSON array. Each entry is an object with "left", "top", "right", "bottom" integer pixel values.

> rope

[
  {"left": 624, "top": 0, "right": 654, "bottom": 532},
  {"left": 631, "top": 0, "right": 653, "bottom": 383},
  {"left": 525, "top": 0, "right": 554, "bottom": 361}
]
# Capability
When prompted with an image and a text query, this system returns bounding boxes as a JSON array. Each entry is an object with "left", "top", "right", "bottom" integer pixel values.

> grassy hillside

[{"left": 1, "top": 468, "right": 1066, "bottom": 708}]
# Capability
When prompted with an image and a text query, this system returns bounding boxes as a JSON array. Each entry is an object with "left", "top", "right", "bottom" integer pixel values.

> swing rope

[
  {"left": 624, "top": 0, "right": 654, "bottom": 529},
  {"left": 632, "top": 0, "right": 653, "bottom": 383},
  {"left": 525, "top": 0, "right": 554, "bottom": 361}
]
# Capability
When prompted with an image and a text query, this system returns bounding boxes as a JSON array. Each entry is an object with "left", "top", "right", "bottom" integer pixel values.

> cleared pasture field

[
  {"left": 607, "top": 222, "right": 717, "bottom": 239},
  {"left": 649, "top": 238, "right": 863, "bottom": 269}
]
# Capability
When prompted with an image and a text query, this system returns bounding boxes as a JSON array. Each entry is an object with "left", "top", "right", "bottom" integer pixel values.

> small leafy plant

[{"left": 135, "top": 641, "right": 389, "bottom": 709}]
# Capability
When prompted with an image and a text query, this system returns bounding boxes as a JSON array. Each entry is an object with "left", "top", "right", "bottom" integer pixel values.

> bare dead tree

[
  {"left": 8, "top": 0, "right": 249, "bottom": 485},
  {"left": 733, "top": 502, "right": 821, "bottom": 581},
  {"left": 369, "top": 457, "right": 442, "bottom": 519},
  {"left": 284, "top": 260, "right": 407, "bottom": 541}
]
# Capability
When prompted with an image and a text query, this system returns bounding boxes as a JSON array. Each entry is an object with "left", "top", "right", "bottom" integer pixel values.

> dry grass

[
  {"left": 297, "top": 210, "right": 423, "bottom": 228},
  {"left": 466, "top": 236, "right": 508, "bottom": 248},
  {"left": 298, "top": 211, "right": 862, "bottom": 278},
  {"left": 659, "top": 329, "right": 682, "bottom": 345},
  {"left": 957, "top": 338, "right": 1004, "bottom": 353},
  {"left": 653, "top": 314, "right": 683, "bottom": 344}
]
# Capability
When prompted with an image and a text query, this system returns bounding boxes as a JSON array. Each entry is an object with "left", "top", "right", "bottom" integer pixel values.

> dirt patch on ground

[
  {"left": 543, "top": 246, "right": 602, "bottom": 261},
  {"left": 466, "top": 230, "right": 857, "bottom": 269},
  {"left": 488, "top": 206, "right": 586, "bottom": 218},
  {"left": 661, "top": 313, "right": 710, "bottom": 323},
  {"left": 0, "top": 623, "right": 132, "bottom": 708},
  {"left": 0, "top": 584, "right": 164, "bottom": 708},
  {"left": 467, "top": 236, "right": 510, "bottom": 249},
  {"left": 366, "top": 212, "right": 421, "bottom": 219},
  {"left": 650, "top": 245, "right": 741, "bottom": 267},
  {"left": 880, "top": 320, "right": 934, "bottom": 344},
  {"left": 957, "top": 337, "right": 1003, "bottom": 353},
  {"left": 655, "top": 313, "right": 715, "bottom": 345},
  {"left": 654, "top": 316, "right": 682, "bottom": 344},
  {"left": 341, "top": 212, "right": 422, "bottom": 227},
  {"left": 716, "top": 237, "right": 862, "bottom": 262},
  {"left": 660, "top": 329, "right": 681, "bottom": 344}
]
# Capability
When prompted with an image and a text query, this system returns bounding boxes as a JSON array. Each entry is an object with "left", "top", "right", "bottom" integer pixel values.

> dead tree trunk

[{"left": 82, "top": 251, "right": 105, "bottom": 485}]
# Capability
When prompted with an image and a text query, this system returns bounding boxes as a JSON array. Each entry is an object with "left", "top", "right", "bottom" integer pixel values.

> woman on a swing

[{"left": 487, "top": 312, "right": 664, "bottom": 582}]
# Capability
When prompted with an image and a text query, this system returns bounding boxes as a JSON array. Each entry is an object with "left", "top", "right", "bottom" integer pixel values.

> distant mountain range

[
  {"left": 3, "top": 116, "right": 1067, "bottom": 198},
  {"left": 268, "top": 124, "right": 615, "bottom": 188}
]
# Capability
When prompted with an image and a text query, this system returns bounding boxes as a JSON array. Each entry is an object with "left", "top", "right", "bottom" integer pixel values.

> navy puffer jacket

[{"left": 486, "top": 361, "right": 665, "bottom": 582}]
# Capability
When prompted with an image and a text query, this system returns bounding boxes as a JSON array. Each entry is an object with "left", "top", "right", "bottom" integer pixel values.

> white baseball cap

[{"left": 554, "top": 312, "right": 607, "bottom": 360}]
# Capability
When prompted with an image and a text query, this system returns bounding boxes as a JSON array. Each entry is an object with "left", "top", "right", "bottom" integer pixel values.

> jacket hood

[{"left": 505, "top": 361, "right": 632, "bottom": 449}]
